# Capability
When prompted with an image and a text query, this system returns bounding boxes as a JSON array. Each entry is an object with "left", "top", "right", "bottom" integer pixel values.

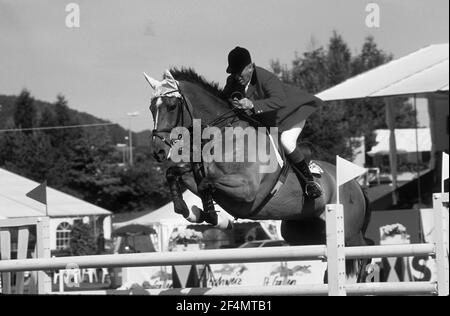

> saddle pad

[
  {"left": 309, "top": 161, "right": 324, "bottom": 176},
  {"left": 267, "top": 133, "right": 284, "bottom": 168}
]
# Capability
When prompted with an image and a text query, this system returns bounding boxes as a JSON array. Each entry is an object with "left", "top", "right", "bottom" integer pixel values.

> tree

[
  {"left": 13, "top": 89, "right": 36, "bottom": 132},
  {"left": 351, "top": 36, "right": 393, "bottom": 75},
  {"left": 345, "top": 37, "right": 415, "bottom": 153},
  {"left": 270, "top": 33, "right": 417, "bottom": 163},
  {"left": 1, "top": 90, "right": 176, "bottom": 214},
  {"left": 327, "top": 31, "right": 352, "bottom": 86},
  {"left": 69, "top": 221, "right": 98, "bottom": 256}
]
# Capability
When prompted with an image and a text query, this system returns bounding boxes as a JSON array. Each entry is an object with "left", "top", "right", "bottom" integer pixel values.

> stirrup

[{"left": 305, "top": 181, "right": 323, "bottom": 199}]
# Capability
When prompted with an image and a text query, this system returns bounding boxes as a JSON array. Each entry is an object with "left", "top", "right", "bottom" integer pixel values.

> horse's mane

[{"left": 169, "top": 67, "right": 227, "bottom": 101}]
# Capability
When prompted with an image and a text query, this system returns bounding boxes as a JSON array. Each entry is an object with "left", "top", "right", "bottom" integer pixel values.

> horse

[{"left": 145, "top": 68, "right": 372, "bottom": 280}]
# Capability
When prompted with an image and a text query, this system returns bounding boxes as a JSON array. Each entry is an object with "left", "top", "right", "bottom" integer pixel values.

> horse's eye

[{"left": 167, "top": 100, "right": 179, "bottom": 112}]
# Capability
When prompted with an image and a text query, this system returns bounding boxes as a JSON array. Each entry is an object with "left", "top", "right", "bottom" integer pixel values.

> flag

[
  {"left": 26, "top": 181, "right": 47, "bottom": 205},
  {"left": 336, "top": 156, "right": 367, "bottom": 186},
  {"left": 443, "top": 152, "right": 449, "bottom": 181}
]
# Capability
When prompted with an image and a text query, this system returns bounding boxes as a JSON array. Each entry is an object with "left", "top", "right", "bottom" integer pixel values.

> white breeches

[{"left": 280, "top": 120, "right": 305, "bottom": 154}]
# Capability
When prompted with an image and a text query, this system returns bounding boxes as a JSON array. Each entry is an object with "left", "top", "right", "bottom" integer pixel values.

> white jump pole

[
  {"left": 433, "top": 192, "right": 449, "bottom": 296},
  {"left": 326, "top": 203, "right": 347, "bottom": 296}
]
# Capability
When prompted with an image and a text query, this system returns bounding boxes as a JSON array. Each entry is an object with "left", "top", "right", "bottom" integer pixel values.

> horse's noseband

[{"left": 151, "top": 91, "right": 194, "bottom": 149}]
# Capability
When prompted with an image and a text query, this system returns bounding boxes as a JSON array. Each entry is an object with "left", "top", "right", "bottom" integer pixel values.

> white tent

[
  {"left": 0, "top": 167, "right": 113, "bottom": 248},
  {"left": 114, "top": 190, "right": 229, "bottom": 228},
  {"left": 316, "top": 43, "right": 449, "bottom": 101},
  {"left": 113, "top": 190, "right": 266, "bottom": 229},
  {"left": 113, "top": 190, "right": 230, "bottom": 252},
  {"left": 315, "top": 43, "right": 449, "bottom": 205},
  {"left": 0, "top": 167, "right": 111, "bottom": 218},
  {"left": 113, "top": 190, "right": 282, "bottom": 251}
]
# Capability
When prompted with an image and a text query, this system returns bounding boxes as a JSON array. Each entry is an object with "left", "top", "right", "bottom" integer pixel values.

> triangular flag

[
  {"left": 173, "top": 265, "right": 194, "bottom": 288},
  {"left": 26, "top": 181, "right": 47, "bottom": 205},
  {"left": 443, "top": 152, "right": 449, "bottom": 181},
  {"left": 336, "top": 156, "right": 367, "bottom": 186}
]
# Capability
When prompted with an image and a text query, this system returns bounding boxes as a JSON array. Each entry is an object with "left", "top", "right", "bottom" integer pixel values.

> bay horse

[{"left": 145, "top": 68, "right": 372, "bottom": 280}]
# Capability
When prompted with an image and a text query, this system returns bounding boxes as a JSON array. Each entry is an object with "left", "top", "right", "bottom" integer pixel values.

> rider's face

[{"left": 233, "top": 63, "right": 254, "bottom": 86}]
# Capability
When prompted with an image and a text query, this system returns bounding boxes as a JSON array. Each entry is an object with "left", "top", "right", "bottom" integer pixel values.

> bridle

[
  {"left": 151, "top": 89, "right": 242, "bottom": 150},
  {"left": 151, "top": 89, "right": 194, "bottom": 148}
]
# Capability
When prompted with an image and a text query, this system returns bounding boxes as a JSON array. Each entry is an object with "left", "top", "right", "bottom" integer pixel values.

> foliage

[
  {"left": 380, "top": 223, "right": 410, "bottom": 239},
  {"left": 271, "top": 33, "right": 417, "bottom": 163},
  {"left": 13, "top": 89, "right": 36, "bottom": 132},
  {"left": 0, "top": 90, "right": 172, "bottom": 213},
  {"left": 169, "top": 228, "right": 203, "bottom": 246},
  {"left": 69, "top": 221, "right": 98, "bottom": 256}
]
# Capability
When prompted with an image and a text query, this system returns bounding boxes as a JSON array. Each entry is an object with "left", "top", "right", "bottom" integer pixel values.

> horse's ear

[
  {"left": 143, "top": 72, "right": 161, "bottom": 90},
  {"left": 164, "top": 70, "right": 176, "bottom": 82},
  {"left": 163, "top": 70, "right": 180, "bottom": 90}
]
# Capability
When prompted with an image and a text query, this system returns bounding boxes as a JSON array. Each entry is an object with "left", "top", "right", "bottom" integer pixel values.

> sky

[{"left": 0, "top": 0, "right": 448, "bottom": 132}]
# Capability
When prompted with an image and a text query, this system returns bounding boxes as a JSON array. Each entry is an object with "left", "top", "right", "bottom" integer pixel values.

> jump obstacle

[{"left": 0, "top": 193, "right": 448, "bottom": 296}]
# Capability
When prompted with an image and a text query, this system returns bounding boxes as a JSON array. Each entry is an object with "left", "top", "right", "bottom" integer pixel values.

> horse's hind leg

[
  {"left": 346, "top": 232, "right": 376, "bottom": 282},
  {"left": 281, "top": 218, "right": 326, "bottom": 246},
  {"left": 355, "top": 237, "right": 375, "bottom": 283},
  {"left": 281, "top": 219, "right": 374, "bottom": 284},
  {"left": 281, "top": 219, "right": 330, "bottom": 283}
]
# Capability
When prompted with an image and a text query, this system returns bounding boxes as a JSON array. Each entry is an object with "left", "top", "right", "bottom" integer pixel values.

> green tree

[
  {"left": 270, "top": 33, "right": 417, "bottom": 163},
  {"left": 69, "top": 221, "right": 98, "bottom": 256},
  {"left": 1, "top": 90, "right": 173, "bottom": 214},
  {"left": 345, "top": 36, "right": 415, "bottom": 153},
  {"left": 327, "top": 31, "right": 352, "bottom": 86},
  {"left": 13, "top": 89, "right": 36, "bottom": 132}
]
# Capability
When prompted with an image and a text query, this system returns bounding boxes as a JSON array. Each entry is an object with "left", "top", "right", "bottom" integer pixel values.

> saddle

[{"left": 247, "top": 136, "right": 323, "bottom": 217}]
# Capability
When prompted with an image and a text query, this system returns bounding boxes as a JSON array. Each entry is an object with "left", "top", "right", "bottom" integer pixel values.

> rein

[{"left": 152, "top": 89, "right": 249, "bottom": 149}]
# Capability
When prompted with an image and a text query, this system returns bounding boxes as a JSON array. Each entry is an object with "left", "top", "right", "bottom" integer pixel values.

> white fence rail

[{"left": 0, "top": 193, "right": 448, "bottom": 296}]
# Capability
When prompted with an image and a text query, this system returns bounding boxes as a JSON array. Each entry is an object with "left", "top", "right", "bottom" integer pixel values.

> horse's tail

[{"left": 345, "top": 185, "right": 374, "bottom": 278}]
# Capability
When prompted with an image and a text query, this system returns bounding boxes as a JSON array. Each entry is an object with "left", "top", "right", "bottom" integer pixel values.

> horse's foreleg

[
  {"left": 190, "top": 205, "right": 234, "bottom": 230},
  {"left": 166, "top": 166, "right": 190, "bottom": 218},
  {"left": 167, "top": 165, "right": 232, "bottom": 227}
]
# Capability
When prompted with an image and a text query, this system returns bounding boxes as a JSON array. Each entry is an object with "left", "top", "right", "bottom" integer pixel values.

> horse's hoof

[
  {"left": 184, "top": 205, "right": 204, "bottom": 223},
  {"left": 174, "top": 200, "right": 190, "bottom": 218}
]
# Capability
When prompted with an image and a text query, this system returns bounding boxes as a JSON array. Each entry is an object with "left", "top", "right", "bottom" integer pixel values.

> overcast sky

[{"left": 0, "top": 0, "right": 448, "bottom": 131}]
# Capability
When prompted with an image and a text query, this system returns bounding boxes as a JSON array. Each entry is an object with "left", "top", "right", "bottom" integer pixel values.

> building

[{"left": 0, "top": 167, "right": 112, "bottom": 253}]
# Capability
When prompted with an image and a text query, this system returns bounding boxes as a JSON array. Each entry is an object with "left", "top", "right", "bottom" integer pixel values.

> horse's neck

[{"left": 180, "top": 81, "right": 238, "bottom": 125}]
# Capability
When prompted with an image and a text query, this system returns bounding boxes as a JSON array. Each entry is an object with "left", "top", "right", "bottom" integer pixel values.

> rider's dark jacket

[{"left": 223, "top": 66, "right": 324, "bottom": 132}]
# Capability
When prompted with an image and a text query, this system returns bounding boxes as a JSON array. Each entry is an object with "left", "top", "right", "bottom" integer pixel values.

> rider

[{"left": 223, "top": 46, "right": 323, "bottom": 200}]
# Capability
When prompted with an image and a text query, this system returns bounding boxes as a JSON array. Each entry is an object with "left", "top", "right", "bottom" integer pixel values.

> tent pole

[
  {"left": 413, "top": 95, "right": 423, "bottom": 206},
  {"left": 385, "top": 98, "right": 398, "bottom": 205},
  {"left": 413, "top": 95, "right": 424, "bottom": 243}
]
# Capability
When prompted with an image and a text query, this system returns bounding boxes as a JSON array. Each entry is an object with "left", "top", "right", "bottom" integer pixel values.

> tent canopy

[
  {"left": 316, "top": 43, "right": 449, "bottom": 101},
  {"left": 113, "top": 224, "right": 157, "bottom": 236},
  {"left": 0, "top": 168, "right": 111, "bottom": 218},
  {"left": 113, "top": 190, "right": 256, "bottom": 229}
]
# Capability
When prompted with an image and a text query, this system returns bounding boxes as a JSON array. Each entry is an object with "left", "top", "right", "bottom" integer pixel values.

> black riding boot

[
  {"left": 287, "top": 147, "right": 323, "bottom": 200},
  {"left": 294, "top": 159, "right": 323, "bottom": 199}
]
